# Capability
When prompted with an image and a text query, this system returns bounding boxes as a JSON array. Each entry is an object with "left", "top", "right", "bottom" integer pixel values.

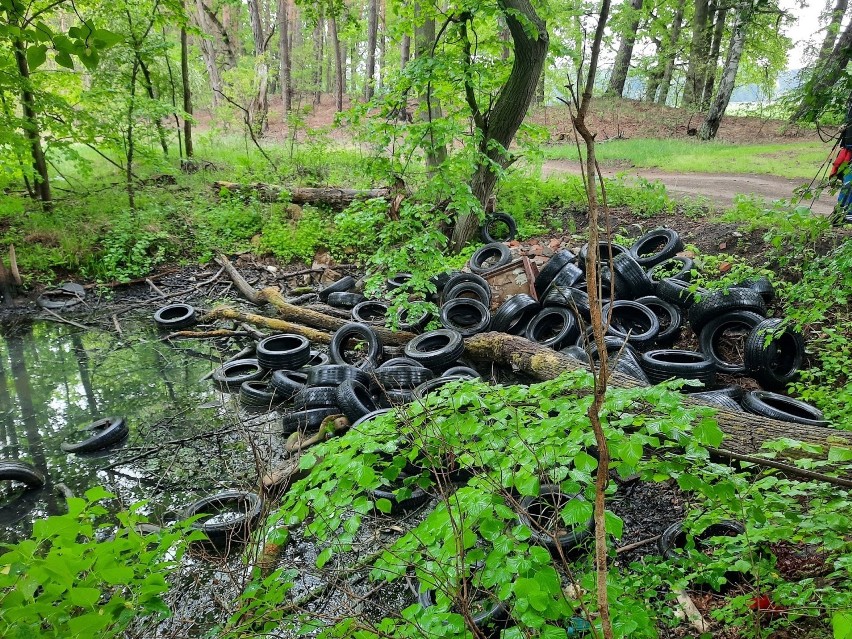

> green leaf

[
  {"left": 26, "top": 44, "right": 47, "bottom": 70},
  {"left": 100, "top": 566, "right": 134, "bottom": 585},
  {"left": 693, "top": 417, "right": 724, "bottom": 447},
  {"left": 68, "top": 587, "right": 101, "bottom": 607},
  {"left": 828, "top": 446, "right": 852, "bottom": 462},
  {"left": 374, "top": 498, "right": 392, "bottom": 514},
  {"left": 604, "top": 511, "right": 623, "bottom": 538},
  {"left": 834, "top": 611, "right": 852, "bottom": 639},
  {"left": 78, "top": 47, "right": 99, "bottom": 71},
  {"left": 54, "top": 50, "right": 74, "bottom": 69},
  {"left": 515, "top": 473, "right": 539, "bottom": 497},
  {"left": 93, "top": 28, "right": 124, "bottom": 47}
]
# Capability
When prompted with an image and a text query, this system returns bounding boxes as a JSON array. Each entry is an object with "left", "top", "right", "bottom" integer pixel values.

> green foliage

[
  {"left": 91, "top": 210, "right": 175, "bottom": 282},
  {"left": 0, "top": 487, "right": 194, "bottom": 638},
  {"left": 259, "top": 205, "right": 330, "bottom": 263}
]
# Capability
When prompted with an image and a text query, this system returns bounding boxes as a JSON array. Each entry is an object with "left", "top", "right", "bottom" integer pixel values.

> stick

[
  {"left": 162, "top": 329, "right": 248, "bottom": 341},
  {"left": 146, "top": 278, "right": 167, "bottom": 298},
  {"left": 40, "top": 307, "right": 90, "bottom": 331},
  {"left": 215, "top": 254, "right": 260, "bottom": 303},
  {"left": 615, "top": 534, "right": 661, "bottom": 554},
  {"left": 8, "top": 245, "right": 21, "bottom": 286},
  {"left": 708, "top": 447, "right": 852, "bottom": 489},
  {"left": 203, "top": 307, "right": 333, "bottom": 344},
  {"left": 239, "top": 323, "right": 266, "bottom": 340},
  {"left": 112, "top": 314, "right": 123, "bottom": 335},
  {"left": 673, "top": 588, "right": 710, "bottom": 633}
]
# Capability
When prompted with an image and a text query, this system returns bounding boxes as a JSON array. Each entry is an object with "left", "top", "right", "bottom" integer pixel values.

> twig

[
  {"left": 615, "top": 534, "right": 661, "bottom": 554},
  {"left": 40, "top": 307, "right": 90, "bottom": 331},
  {"left": 146, "top": 278, "right": 167, "bottom": 298},
  {"left": 100, "top": 427, "right": 238, "bottom": 471},
  {"left": 112, "top": 314, "right": 123, "bottom": 335},
  {"left": 710, "top": 447, "right": 852, "bottom": 489}
]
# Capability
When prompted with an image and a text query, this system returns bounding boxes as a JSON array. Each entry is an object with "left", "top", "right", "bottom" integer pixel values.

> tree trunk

[
  {"left": 247, "top": 0, "right": 269, "bottom": 133},
  {"left": 450, "top": 1, "right": 549, "bottom": 253},
  {"left": 401, "top": 34, "right": 411, "bottom": 69},
  {"left": 378, "top": 0, "right": 386, "bottom": 90},
  {"left": 278, "top": 0, "right": 291, "bottom": 114},
  {"left": 12, "top": 37, "right": 52, "bottom": 210},
  {"left": 325, "top": 21, "right": 333, "bottom": 93},
  {"left": 365, "top": 0, "right": 378, "bottom": 100},
  {"left": 657, "top": 0, "right": 685, "bottom": 105},
  {"left": 699, "top": 1, "right": 750, "bottom": 140},
  {"left": 818, "top": 0, "right": 849, "bottom": 62},
  {"left": 139, "top": 57, "right": 169, "bottom": 155},
  {"left": 463, "top": 332, "right": 852, "bottom": 461},
  {"left": 313, "top": 13, "right": 324, "bottom": 105},
  {"left": 211, "top": 181, "right": 392, "bottom": 206},
  {"left": 791, "top": 17, "right": 852, "bottom": 121},
  {"left": 200, "top": 1, "right": 239, "bottom": 68},
  {"left": 181, "top": 9, "right": 194, "bottom": 157},
  {"left": 194, "top": 0, "right": 224, "bottom": 106},
  {"left": 414, "top": 6, "right": 448, "bottom": 170},
  {"left": 682, "top": 0, "right": 710, "bottom": 108},
  {"left": 330, "top": 15, "right": 344, "bottom": 111},
  {"left": 350, "top": 40, "right": 357, "bottom": 94},
  {"left": 700, "top": 5, "right": 728, "bottom": 109},
  {"left": 607, "top": 0, "right": 644, "bottom": 97}
]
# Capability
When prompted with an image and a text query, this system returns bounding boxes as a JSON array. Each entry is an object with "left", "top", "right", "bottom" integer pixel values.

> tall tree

[
  {"left": 247, "top": 0, "right": 270, "bottom": 132},
  {"left": 194, "top": 0, "right": 224, "bottom": 106},
  {"left": 312, "top": 11, "right": 324, "bottom": 105},
  {"left": 818, "top": 0, "right": 849, "bottom": 62},
  {"left": 330, "top": 13, "right": 344, "bottom": 111},
  {"left": 365, "top": 0, "right": 379, "bottom": 100},
  {"left": 279, "top": 0, "right": 292, "bottom": 113},
  {"left": 414, "top": 5, "right": 447, "bottom": 170},
  {"left": 657, "top": 0, "right": 685, "bottom": 104},
  {"left": 682, "top": 0, "right": 711, "bottom": 107},
  {"left": 700, "top": 3, "right": 728, "bottom": 107},
  {"left": 791, "top": 15, "right": 852, "bottom": 120},
  {"left": 607, "top": 0, "right": 645, "bottom": 97},
  {"left": 181, "top": 2, "right": 194, "bottom": 157}
]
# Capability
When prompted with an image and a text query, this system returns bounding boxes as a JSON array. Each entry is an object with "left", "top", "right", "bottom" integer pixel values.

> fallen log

[
  {"left": 464, "top": 332, "right": 852, "bottom": 462},
  {"left": 204, "top": 307, "right": 333, "bottom": 344},
  {"left": 212, "top": 181, "right": 392, "bottom": 208},
  {"left": 257, "top": 287, "right": 417, "bottom": 346}
]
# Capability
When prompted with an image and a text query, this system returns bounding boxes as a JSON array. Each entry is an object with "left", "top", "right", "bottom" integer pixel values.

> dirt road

[{"left": 542, "top": 159, "right": 834, "bottom": 216}]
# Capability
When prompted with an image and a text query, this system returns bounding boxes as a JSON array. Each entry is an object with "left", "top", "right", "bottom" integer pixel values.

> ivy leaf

[
  {"left": 26, "top": 44, "right": 47, "bottom": 70},
  {"left": 694, "top": 417, "right": 724, "bottom": 447}
]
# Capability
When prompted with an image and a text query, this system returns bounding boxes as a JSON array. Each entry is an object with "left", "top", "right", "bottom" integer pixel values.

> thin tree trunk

[
  {"left": 349, "top": 40, "right": 357, "bottom": 94},
  {"left": 313, "top": 14, "right": 324, "bottom": 105},
  {"left": 401, "top": 34, "right": 411, "bottom": 68},
  {"left": 365, "top": 0, "right": 378, "bottom": 100},
  {"left": 682, "top": 0, "right": 710, "bottom": 108},
  {"left": 247, "top": 0, "right": 269, "bottom": 133},
  {"left": 126, "top": 58, "right": 139, "bottom": 210},
  {"left": 818, "top": 0, "right": 849, "bottom": 62},
  {"left": 139, "top": 57, "right": 169, "bottom": 155},
  {"left": 700, "top": 4, "right": 728, "bottom": 108},
  {"left": 792, "top": 16, "right": 852, "bottom": 121},
  {"left": 330, "top": 15, "right": 344, "bottom": 111},
  {"left": 325, "top": 20, "right": 333, "bottom": 93},
  {"left": 278, "top": 0, "right": 291, "bottom": 114},
  {"left": 414, "top": 6, "right": 448, "bottom": 170},
  {"left": 194, "top": 0, "right": 224, "bottom": 106},
  {"left": 12, "top": 38, "right": 52, "bottom": 210},
  {"left": 607, "top": 0, "right": 644, "bottom": 97},
  {"left": 200, "top": 1, "right": 238, "bottom": 68},
  {"left": 657, "top": 0, "right": 685, "bottom": 105},
  {"left": 378, "top": 0, "right": 386, "bottom": 90},
  {"left": 181, "top": 7, "right": 194, "bottom": 157},
  {"left": 699, "top": 1, "right": 750, "bottom": 140}
]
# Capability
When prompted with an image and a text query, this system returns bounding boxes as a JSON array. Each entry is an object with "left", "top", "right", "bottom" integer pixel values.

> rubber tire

[
  {"left": 656, "top": 278, "right": 703, "bottom": 309},
  {"left": 0, "top": 461, "right": 46, "bottom": 488},
  {"left": 697, "top": 310, "right": 764, "bottom": 374},
  {"left": 336, "top": 379, "right": 379, "bottom": 423},
  {"left": 256, "top": 334, "right": 311, "bottom": 370},
  {"left": 387, "top": 273, "right": 413, "bottom": 290},
  {"left": 239, "top": 381, "right": 283, "bottom": 408},
  {"left": 630, "top": 228, "right": 684, "bottom": 268},
  {"left": 744, "top": 318, "right": 805, "bottom": 390},
  {"left": 440, "top": 298, "right": 491, "bottom": 337},
  {"left": 548, "top": 262, "right": 584, "bottom": 291},
  {"left": 561, "top": 345, "right": 590, "bottom": 363},
  {"left": 647, "top": 257, "right": 694, "bottom": 283},
  {"left": 61, "top": 417, "right": 128, "bottom": 453},
  {"left": 318, "top": 276, "right": 356, "bottom": 302},
  {"left": 269, "top": 370, "right": 308, "bottom": 400},
  {"left": 634, "top": 295, "right": 682, "bottom": 346},
  {"left": 689, "top": 391, "right": 743, "bottom": 411},
  {"left": 397, "top": 306, "right": 433, "bottom": 332},
  {"left": 376, "top": 388, "right": 416, "bottom": 407},
  {"left": 542, "top": 286, "right": 592, "bottom": 320},
  {"left": 480, "top": 213, "right": 517, "bottom": 243},
  {"left": 306, "top": 364, "right": 371, "bottom": 387},
  {"left": 368, "top": 474, "right": 430, "bottom": 514},
  {"left": 603, "top": 300, "right": 660, "bottom": 347},
  {"left": 641, "top": 349, "right": 717, "bottom": 387},
  {"left": 182, "top": 490, "right": 263, "bottom": 546},
  {"left": 374, "top": 366, "right": 435, "bottom": 390},
  {"left": 469, "top": 243, "right": 512, "bottom": 275},
  {"left": 282, "top": 408, "right": 340, "bottom": 436},
  {"left": 534, "top": 250, "right": 577, "bottom": 297},
  {"left": 379, "top": 357, "right": 423, "bottom": 369},
  {"left": 329, "top": 322, "right": 383, "bottom": 367},
  {"left": 741, "top": 391, "right": 827, "bottom": 426},
  {"left": 153, "top": 304, "right": 197, "bottom": 330},
  {"left": 525, "top": 307, "right": 579, "bottom": 350},
  {"left": 491, "top": 294, "right": 540, "bottom": 334},
  {"left": 293, "top": 386, "right": 340, "bottom": 410},
  {"left": 404, "top": 330, "right": 466, "bottom": 370},
  {"left": 327, "top": 292, "right": 366, "bottom": 309},
  {"left": 735, "top": 276, "right": 775, "bottom": 303},
  {"left": 578, "top": 242, "right": 629, "bottom": 270},
  {"left": 212, "top": 359, "right": 266, "bottom": 392},
  {"left": 658, "top": 519, "right": 745, "bottom": 560},
  {"left": 352, "top": 300, "right": 390, "bottom": 325},
  {"left": 601, "top": 253, "right": 654, "bottom": 299},
  {"left": 417, "top": 582, "right": 507, "bottom": 628},
  {"left": 518, "top": 486, "right": 594, "bottom": 551},
  {"left": 689, "top": 288, "right": 767, "bottom": 334},
  {"left": 442, "top": 366, "right": 480, "bottom": 378}
]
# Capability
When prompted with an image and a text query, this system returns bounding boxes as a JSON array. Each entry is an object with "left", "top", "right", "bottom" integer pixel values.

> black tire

[
  {"left": 469, "top": 243, "right": 512, "bottom": 275},
  {"left": 182, "top": 490, "right": 262, "bottom": 546},
  {"left": 525, "top": 307, "right": 579, "bottom": 350},
  {"left": 413, "top": 375, "right": 468, "bottom": 399},
  {"left": 744, "top": 318, "right": 805, "bottom": 390},
  {"left": 256, "top": 334, "right": 311, "bottom": 370},
  {"left": 603, "top": 300, "right": 660, "bottom": 347},
  {"left": 352, "top": 300, "right": 390, "bottom": 325},
  {"left": 417, "top": 582, "right": 507, "bottom": 628},
  {"left": 374, "top": 366, "right": 435, "bottom": 390},
  {"left": 440, "top": 298, "right": 491, "bottom": 337},
  {"left": 329, "top": 322, "right": 383, "bottom": 367},
  {"left": 306, "top": 364, "right": 371, "bottom": 387},
  {"left": 561, "top": 345, "right": 591, "bottom": 363},
  {"left": 327, "top": 292, "right": 366, "bottom": 309},
  {"left": 518, "top": 486, "right": 594, "bottom": 551},
  {"left": 404, "top": 330, "right": 466, "bottom": 370},
  {"left": 578, "top": 241, "right": 629, "bottom": 270},
  {"left": 379, "top": 357, "right": 423, "bottom": 368},
  {"left": 269, "top": 370, "right": 308, "bottom": 400},
  {"left": 634, "top": 295, "right": 682, "bottom": 346},
  {"left": 212, "top": 359, "right": 266, "bottom": 392},
  {"left": 698, "top": 310, "right": 765, "bottom": 374},
  {"left": 601, "top": 253, "right": 654, "bottom": 299},
  {"left": 282, "top": 408, "right": 340, "bottom": 436},
  {"left": 304, "top": 350, "right": 330, "bottom": 368},
  {"left": 689, "top": 391, "right": 742, "bottom": 411},
  {"left": 656, "top": 278, "right": 704, "bottom": 309},
  {"left": 293, "top": 386, "right": 340, "bottom": 410},
  {"left": 239, "top": 381, "right": 283, "bottom": 408},
  {"left": 0, "top": 461, "right": 46, "bottom": 488},
  {"left": 442, "top": 365, "right": 480, "bottom": 378},
  {"left": 735, "top": 276, "right": 775, "bottom": 303},
  {"left": 647, "top": 257, "right": 694, "bottom": 283},
  {"left": 534, "top": 250, "right": 577, "bottom": 297},
  {"left": 490, "top": 294, "right": 540, "bottom": 334},
  {"left": 350, "top": 408, "right": 394, "bottom": 430},
  {"left": 542, "top": 286, "right": 592, "bottom": 320},
  {"left": 153, "top": 303, "right": 197, "bottom": 330},
  {"left": 547, "top": 262, "right": 584, "bottom": 291},
  {"left": 641, "top": 349, "right": 717, "bottom": 387},
  {"left": 586, "top": 337, "right": 648, "bottom": 383},
  {"left": 376, "top": 388, "right": 416, "bottom": 407},
  {"left": 336, "top": 379, "right": 379, "bottom": 423},
  {"left": 630, "top": 228, "right": 684, "bottom": 268},
  {"left": 60, "top": 417, "right": 128, "bottom": 453},
  {"left": 397, "top": 306, "right": 433, "bottom": 332},
  {"left": 481, "top": 213, "right": 517, "bottom": 243},
  {"left": 741, "top": 391, "right": 827, "bottom": 426},
  {"left": 318, "top": 276, "right": 356, "bottom": 302},
  {"left": 386, "top": 273, "right": 413, "bottom": 290},
  {"left": 689, "top": 288, "right": 767, "bottom": 334},
  {"left": 368, "top": 475, "right": 430, "bottom": 514},
  {"left": 658, "top": 519, "right": 745, "bottom": 560}
]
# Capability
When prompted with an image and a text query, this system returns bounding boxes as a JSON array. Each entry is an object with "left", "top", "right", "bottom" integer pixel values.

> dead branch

[
  {"left": 212, "top": 181, "right": 392, "bottom": 208},
  {"left": 203, "top": 306, "right": 333, "bottom": 344}
]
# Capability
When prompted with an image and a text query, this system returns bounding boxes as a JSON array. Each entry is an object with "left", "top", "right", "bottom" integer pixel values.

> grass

[{"left": 541, "top": 138, "right": 827, "bottom": 180}]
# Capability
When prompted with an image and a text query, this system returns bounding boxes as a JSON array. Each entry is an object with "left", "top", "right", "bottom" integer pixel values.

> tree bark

[
  {"left": 657, "top": 0, "right": 685, "bottom": 105},
  {"left": 313, "top": 13, "right": 324, "bottom": 105},
  {"left": 700, "top": 5, "right": 728, "bottom": 109},
  {"left": 818, "top": 0, "right": 849, "bottom": 62},
  {"left": 449, "top": 1, "right": 549, "bottom": 253},
  {"left": 378, "top": 0, "right": 386, "bottom": 90},
  {"left": 699, "top": 1, "right": 750, "bottom": 140},
  {"left": 278, "top": 0, "right": 291, "bottom": 114},
  {"left": 682, "top": 0, "right": 711, "bottom": 108},
  {"left": 607, "top": 0, "right": 644, "bottom": 97},
  {"left": 194, "top": 0, "right": 224, "bottom": 106},
  {"left": 247, "top": 0, "right": 269, "bottom": 133},
  {"left": 365, "top": 0, "right": 379, "bottom": 100},
  {"left": 212, "top": 181, "right": 392, "bottom": 206},
  {"left": 414, "top": 5, "right": 448, "bottom": 171},
  {"left": 138, "top": 57, "right": 169, "bottom": 155},
  {"left": 463, "top": 332, "right": 852, "bottom": 461},
  {"left": 401, "top": 34, "right": 411, "bottom": 69},
  {"left": 330, "top": 15, "right": 344, "bottom": 111},
  {"left": 181, "top": 6, "right": 194, "bottom": 157},
  {"left": 12, "top": 37, "right": 51, "bottom": 209},
  {"left": 200, "top": 1, "right": 239, "bottom": 68},
  {"left": 205, "top": 307, "right": 333, "bottom": 343},
  {"left": 791, "top": 16, "right": 852, "bottom": 121}
]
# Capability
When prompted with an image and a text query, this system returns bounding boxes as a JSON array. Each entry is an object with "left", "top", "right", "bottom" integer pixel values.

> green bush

[{"left": 259, "top": 205, "right": 330, "bottom": 263}]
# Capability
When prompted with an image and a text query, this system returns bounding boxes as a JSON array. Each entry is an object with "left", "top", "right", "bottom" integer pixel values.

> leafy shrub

[
  {"left": 90, "top": 210, "right": 174, "bottom": 282},
  {"left": 258, "top": 205, "right": 330, "bottom": 263}
]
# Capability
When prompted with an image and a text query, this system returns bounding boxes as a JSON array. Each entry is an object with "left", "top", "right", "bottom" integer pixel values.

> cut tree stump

[
  {"left": 212, "top": 181, "right": 392, "bottom": 208},
  {"left": 464, "top": 332, "right": 852, "bottom": 462}
]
